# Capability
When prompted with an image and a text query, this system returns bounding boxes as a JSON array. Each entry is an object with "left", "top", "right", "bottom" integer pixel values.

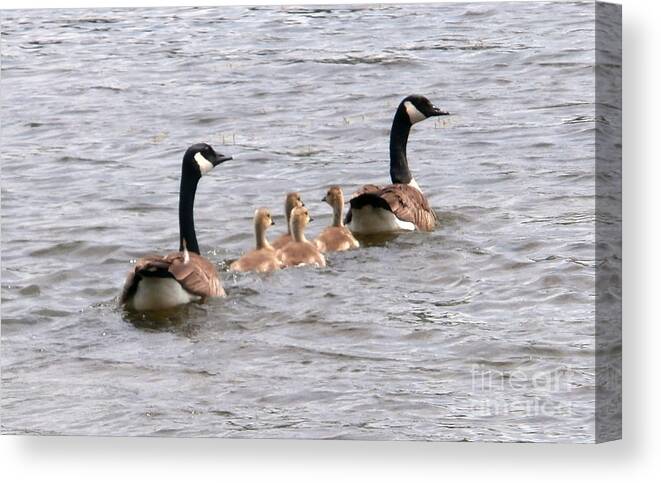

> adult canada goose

[
  {"left": 277, "top": 206, "right": 326, "bottom": 268},
  {"left": 314, "top": 186, "right": 359, "bottom": 253},
  {"left": 345, "top": 94, "right": 450, "bottom": 234},
  {"left": 230, "top": 208, "right": 282, "bottom": 273},
  {"left": 271, "top": 192, "right": 305, "bottom": 250},
  {"left": 120, "top": 143, "right": 231, "bottom": 311}
]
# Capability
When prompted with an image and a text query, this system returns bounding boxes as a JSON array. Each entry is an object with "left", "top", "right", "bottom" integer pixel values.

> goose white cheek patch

[
  {"left": 194, "top": 152, "right": 215, "bottom": 175},
  {"left": 404, "top": 101, "right": 426, "bottom": 124}
]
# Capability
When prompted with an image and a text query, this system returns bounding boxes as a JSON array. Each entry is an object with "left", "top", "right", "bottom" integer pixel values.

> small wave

[
  {"left": 88, "top": 85, "right": 125, "bottom": 92},
  {"left": 284, "top": 8, "right": 336, "bottom": 16},
  {"left": 562, "top": 115, "right": 596, "bottom": 125},
  {"left": 30, "top": 240, "right": 86, "bottom": 257},
  {"left": 537, "top": 62, "right": 591, "bottom": 68},
  {"left": 288, "top": 54, "right": 416, "bottom": 66},
  {"left": 530, "top": 141, "right": 554, "bottom": 148},
  {"left": 24, "top": 39, "right": 64, "bottom": 46},
  {"left": 33, "top": 308, "right": 74, "bottom": 318},
  {"left": 562, "top": 116, "right": 610, "bottom": 124},
  {"left": 461, "top": 7, "right": 495, "bottom": 17},
  {"left": 18, "top": 284, "right": 41, "bottom": 296},
  {"left": 405, "top": 42, "right": 506, "bottom": 52},
  {"left": 529, "top": 101, "right": 593, "bottom": 111},
  {"left": 54, "top": 17, "right": 119, "bottom": 25},
  {"left": 522, "top": 212, "right": 595, "bottom": 226}
]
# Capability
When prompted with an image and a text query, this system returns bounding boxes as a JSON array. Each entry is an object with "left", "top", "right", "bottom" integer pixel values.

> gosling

[
  {"left": 314, "top": 185, "right": 360, "bottom": 253},
  {"left": 277, "top": 206, "right": 326, "bottom": 268},
  {"left": 271, "top": 192, "right": 305, "bottom": 250},
  {"left": 230, "top": 208, "right": 282, "bottom": 273}
]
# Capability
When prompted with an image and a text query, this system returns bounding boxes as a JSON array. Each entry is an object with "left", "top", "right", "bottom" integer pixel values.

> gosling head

[
  {"left": 183, "top": 143, "right": 232, "bottom": 178},
  {"left": 321, "top": 185, "right": 344, "bottom": 207},
  {"left": 290, "top": 206, "right": 313, "bottom": 241},
  {"left": 254, "top": 207, "right": 275, "bottom": 231},
  {"left": 399, "top": 95, "right": 450, "bottom": 125},
  {"left": 285, "top": 192, "right": 305, "bottom": 217},
  {"left": 322, "top": 185, "right": 345, "bottom": 227}
]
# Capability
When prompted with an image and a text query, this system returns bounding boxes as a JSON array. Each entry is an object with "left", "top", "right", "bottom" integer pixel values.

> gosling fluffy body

[
  {"left": 230, "top": 208, "right": 282, "bottom": 273},
  {"left": 271, "top": 192, "right": 305, "bottom": 250},
  {"left": 276, "top": 206, "right": 326, "bottom": 268},
  {"left": 314, "top": 186, "right": 359, "bottom": 253}
]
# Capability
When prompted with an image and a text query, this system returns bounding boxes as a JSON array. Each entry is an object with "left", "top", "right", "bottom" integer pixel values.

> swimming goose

[
  {"left": 345, "top": 95, "right": 450, "bottom": 234},
  {"left": 120, "top": 143, "right": 231, "bottom": 311},
  {"left": 230, "top": 208, "right": 282, "bottom": 273},
  {"left": 277, "top": 206, "right": 326, "bottom": 268},
  {"left": 271, "top": 192, "right": 305, "bottom": 250},
  {"left": 314, "top": 185, "right": 359, "bottom": 253}
]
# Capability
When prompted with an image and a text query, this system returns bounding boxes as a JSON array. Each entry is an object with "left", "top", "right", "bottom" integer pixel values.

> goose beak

[
  {"left": 271, "top": 220, "right": 275, "bottom": 226},
  {"left": 213, "top": 153, "right": 233, "bottom": 166},
  {"left": 430, "top": 106, "right": 450, "bottom": 117},
  {"left": 321, "top": 196, "right": 327, "bottom": 203}
]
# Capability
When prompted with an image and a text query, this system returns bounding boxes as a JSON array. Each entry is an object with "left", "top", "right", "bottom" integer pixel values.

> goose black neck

[
  {"left": 178, "top": 167, "right": 201, "bottom": 254},
  {"left": 389, "top": 106, "right": 413, "bottom": 184}
]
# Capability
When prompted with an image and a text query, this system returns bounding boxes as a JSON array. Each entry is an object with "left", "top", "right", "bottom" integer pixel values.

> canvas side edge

[{"left": 595, "top": 0, "right": 622, "bottom": 444}]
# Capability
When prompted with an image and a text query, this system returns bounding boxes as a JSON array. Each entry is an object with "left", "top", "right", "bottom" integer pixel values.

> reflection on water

[
  {"left": 123, "top": 304, "right": 207, "bottom": 335},
  {"left": 352, "top": 232, "right": 401, "bottom": 246},
  {"left": 1, "top": 3, "right": 616, "bottom": 442}
]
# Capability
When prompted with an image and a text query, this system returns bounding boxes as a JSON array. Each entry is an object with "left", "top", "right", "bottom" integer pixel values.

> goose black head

[
  {"left": 400, "top": 95, "right": 450, "bottom": 125},
  {"left": 184, "top": 143, "right": 232, "bottom": 177}
]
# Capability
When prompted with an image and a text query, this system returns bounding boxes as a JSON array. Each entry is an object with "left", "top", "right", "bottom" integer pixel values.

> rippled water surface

[{"left": 2, "top": 2, "right": 606, "bottom": 441}]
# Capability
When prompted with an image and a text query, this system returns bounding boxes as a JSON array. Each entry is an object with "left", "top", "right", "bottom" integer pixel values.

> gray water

[{"left": 1, "top": 2, "right": 605, "bottom": 442}]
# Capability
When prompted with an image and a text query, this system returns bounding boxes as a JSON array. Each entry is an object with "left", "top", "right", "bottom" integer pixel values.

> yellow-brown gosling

[
  {"left": 230, "top": 208, "right": 282, "bottom": 273},
  {"left": 277, "top": 206, "right": 326, "bottom": 268},
  {"left": 314, "top": 185, "right": 359, "bottom": 253},
  {"left": 271, "top": 191, "right": 304, "bottom": 250}
]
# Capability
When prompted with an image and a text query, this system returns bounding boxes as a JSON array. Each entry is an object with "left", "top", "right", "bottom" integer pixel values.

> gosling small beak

[
  {"left": 271, "top": 220, "right": 275, "bottom": 226},
  {"left": 309, "top": 217, "right": 314, "bottom": 222},
  {"left": 321, "top": 196, "right": 327, "bottom": 203}
]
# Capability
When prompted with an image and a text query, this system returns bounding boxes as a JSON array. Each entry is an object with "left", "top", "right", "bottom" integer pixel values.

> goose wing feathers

[
  {"left": 348, "top": 184, "right": 438, "bottom": 231},
  {"left": 343, "top": 184, "right": 381, "bottom": 225},
  {"left": 121, "top": 251, "right": 224, "bottom": 303},
  {"left": 353, "top": 184, "right": 383, "bottom": 196}
]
